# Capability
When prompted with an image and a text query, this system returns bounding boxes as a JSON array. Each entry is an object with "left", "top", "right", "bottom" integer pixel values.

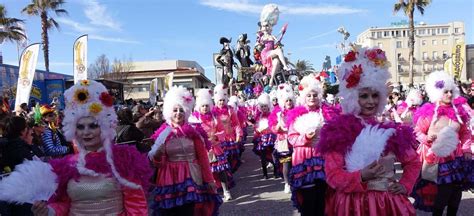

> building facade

[
  {"left": 357, "top": 21, "right": 466, "bottom": 84},
  {"left": 120, "top": 60, "right": 214, "bottom": 100}
]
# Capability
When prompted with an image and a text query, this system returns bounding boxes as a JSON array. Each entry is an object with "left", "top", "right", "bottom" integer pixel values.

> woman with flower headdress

[
  {"left": 285, "top": 73, "right": 340, "bottom": 215},
  {"left": 318, "top": 47, "right": 421, "bottom": 216},
  {"left": 212, "top": 84, "right": 243, "bottom": 173},
  {"left": 189, "top": 89, "right": 234, "bottom": 202},
  {"left": 269, "top": 83, "right": 296, "bottom": 193},
  {"left": 411, "top": 71, "right": 473, "bottom": 216},
  {"left": 149, "top": 86, "right": 222, "bottom": 216},
  {"left": 0, "top": 80, "right": 152, "bottom": 215}
]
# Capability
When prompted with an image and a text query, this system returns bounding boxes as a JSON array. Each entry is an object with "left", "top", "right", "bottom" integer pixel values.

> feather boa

[
  {"left": 413, "top": 101, "right": 470, "bottom": 125},
  {"left": 0, "top": 159, "right": 58, "bottom": 204},
  {"left": 286, "top": 104, "right": 341, "bottom": 129},
  {"left": 48, "top": 145, "right": 151, "bottom": 203},
  {"left": 268, "top": 106, "right": 282, "bottom": 128},
  {"left": 318, "top": 114, "right": 415, "bottom": 160},
  {"left": 431, "top": 126, "right": 459, "bottom": 157},
  {"left": 212, "top": 105, "right": 231, "bottom": 117}
]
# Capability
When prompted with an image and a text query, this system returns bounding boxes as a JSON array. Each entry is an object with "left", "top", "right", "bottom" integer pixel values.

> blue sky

[{"left": 1, "top": 0, "right": 473, "bottom": 83}]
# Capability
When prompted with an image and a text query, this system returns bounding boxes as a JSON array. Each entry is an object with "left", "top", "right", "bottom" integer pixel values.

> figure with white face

[
  {"left": 395, "top": 88, "right": 423, "bottom": 127},
  {"left": 284, "top": 74, "right": 340, "bottom": 215},
  {"left": 149, "top": 86, "right": 222, "bottom": 215},
  {"left": 318, "top": 47, "right": 421, "bottom": 216},
  {"left": 0, "top": 80, "right": 152, "bottom": 215},
  {"left": 411, "top": 71, "right": 473, "bottom": 215},
  {"left": 191, "top": 89, "right": 234, "bottom": 201}
]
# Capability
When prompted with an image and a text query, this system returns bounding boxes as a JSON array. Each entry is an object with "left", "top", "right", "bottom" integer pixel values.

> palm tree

[
  {"left": 295, "top": 59, "right": 315, "bottom": 77},
  {"left": 0, "top": 4, "right": 26, "bottom": 44},
  {"left": 22, "top": 0, "right": 67, "bottom": 73},
  {"left": 394, "top": 0, "right": 431, "bottom": 85}
]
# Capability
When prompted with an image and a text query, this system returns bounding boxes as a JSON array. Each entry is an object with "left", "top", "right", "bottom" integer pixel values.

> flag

[
  {"left": 164, "top": 72, "right": 174, "bottom": 91},
  {"left": 15, "top": 43, "right": 40, "bottom": 111},
  {"left": 149, "top": 78, "right": 158, "bottom": 105},
  {"left": 73, "top": 35, "right": 88, "bottom": 83},
  {"left": 451, "top": 41, "right": 465, "bottom": 80},
  {"left": 335, "top": 55, "right": 342, "bottom": 65}
]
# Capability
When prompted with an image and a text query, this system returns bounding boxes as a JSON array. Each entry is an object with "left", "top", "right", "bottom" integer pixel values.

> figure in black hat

[{"left": 216, "top": 37, "right": 237, "bottom": 88}]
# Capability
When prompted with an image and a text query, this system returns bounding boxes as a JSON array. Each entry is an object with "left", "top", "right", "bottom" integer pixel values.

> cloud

[
  {"left": 56, "top": 17, "right": 97, "bottom": 33},
  {"left": 80, "top": 0, "right": 122, "bottom": 31},
  {"left": 305, "top": 28, "right": 338, "bottom": 41},
  {"left": 199, "top": 0, "right": 366, "bottom": 15},
  {"left": 299, "top": 43, "right": 335, "bottom": 50},
  {"left": 89, "top": 35, "right": 140, "bottom": 44}
]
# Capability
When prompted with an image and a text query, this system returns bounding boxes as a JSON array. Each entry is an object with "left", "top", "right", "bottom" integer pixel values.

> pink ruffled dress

[
  {"left": 318, "top": 114, "right": 421, "bottom": 216},
  {"left": 212, "top": 106, "right": 243, "bottom": 172},
  {"left": 150, "top": 123, "right": 222, "bottom": 215},
  {"left": 269, "top": 106, "right": 293, "bottom": 161}
]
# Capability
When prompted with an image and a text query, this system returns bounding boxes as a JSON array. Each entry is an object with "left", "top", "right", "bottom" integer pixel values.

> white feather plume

[
  {"left": 0, "top": 159, "right": 58, "bottom": 204},
  {"left": 257, "top": 118, "right": 269, "bottom": 132},
  {"left": 345, "top": 125, "right": 396, "bottom": 172},
  {"left": 188, "top": 115, "right": 201, "bottom": 124},
  {"left": 431, "top": 126, "right": 459, "bottom": 157},
  {"left": 293, "top": 112, "right": 323, "bottom": 135},
  {"left": 148, "top": 125, "right": 172, "bottom": 160}
]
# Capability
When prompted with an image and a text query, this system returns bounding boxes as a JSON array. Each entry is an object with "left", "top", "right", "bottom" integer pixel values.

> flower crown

[
  {"left": 69, "top": 80, "right": 114, "bottom": 115},
  {"left": 342, "top": 48, "right": 387, "bottom": 89}
]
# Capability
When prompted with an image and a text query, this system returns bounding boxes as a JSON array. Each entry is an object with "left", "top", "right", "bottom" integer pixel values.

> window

[
  {"left": 377, "top": 32, "right": 382, "bottom": 38},
  {"left": 397, "top": 53, "right": 402, "bottom": 60},
  {"left": 423, "top": 64, "right": 427, "bottom": 71},
  {"left": 432, "top": 28, "right": 436, "bottom": 35},
  {"left": 442, "top": 28, "right": 448, "bottom": 34},
  {"left": 432, "top": 51, "right": 438, "bottom": 59},
  {"left": 423, "top": 52, "right": 428, "bottom": 60},
  {"left": 396, "top": 30, "right": 400, "bottom": 37},
  {"left": 396, "top": 41, "right": 402, "bottom": 48},
  {"left": 392, "top": 31, "right": 395, "bottom": 36},
  {"left": 432, "top": 40, "right": 437, "bottom": 45},
  {"left": 384, "top": 31, "right": 389, "bottom": 37},
  {"left": 443, "top": 51, "right": 448, "bottom": 59},
  {"left": 455, "top": 28, "right": 459, "bottom": 33},
  {"left": 437, "top": 28, "right": 441, "bottom": 34},
  {"left": 455, "top": 38, "right": 459, "bottom": 44},
  {"left": 419, "top": 29, "right": 426, "bottom": 35},
  {"left": 377, "top": 43, "right": 383, "bottom": 48},
  {"left": 422, "top": 40, "right": 427, "bottom": 45},
  {"left": 442, "top": 39, "right": 448, "bottom": 45},
  {"left": 398, "top": 65, "right": 403, "bottom": 72},
  {"left": 427, "top": 29, "right": 431, "bottom": 34},
  {"left": 403, "top": 30, "right": 406, "bottom": 37},
  {"left": 371, "top": 32, "right": 376, "bottom": 38}
]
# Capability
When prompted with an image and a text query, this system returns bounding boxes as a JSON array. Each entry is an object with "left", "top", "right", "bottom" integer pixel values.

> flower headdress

[
  {"left": 297, "top": 73, "right": 323, "bottom": 105},
  {"left": 162, "top": 86, "right": 195, "bottom": 124},
  {"left": 195, "top": 89, "right": 214, "bottom": 111},
  {"left": 213, "top": 84, "right": 229, "bottom": 104},
  {"left": 337, "top": 47, "right": 391, "bottom": 115},
  {"left": 63, "top": 80, "right": 140, "bottom": 189},
  {"left": 425, "top": 71, "right": 459, "bottom": 103}
]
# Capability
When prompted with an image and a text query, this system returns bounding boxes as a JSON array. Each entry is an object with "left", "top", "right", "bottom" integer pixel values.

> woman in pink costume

[
  {"left": 269, "top": 83, "right": 296, "bottom": 193},
  {"left": 212, "top": 84, "right": 243, "bottom": 173},
  {"left": 411, "top": 71, "right": 473, "bottom": 216},
  {"left": 396, "top": 88, "right": 423, "bottom": 127},
  {"left": 285, "top": 73, "right": 339, "bottom": 215},
  {"left": 318, "top": 47, "right": 421, "bottom": 216},
  {"left": 252, "top": 93, "right": 279, "bottom": 179},
  {"left": 0, "top": 80, "right": 151, "bottom": 215},
  {"left": 228, "top": 95, "right": 248, "bottom": 158},
  {"left": 149, "top": 86, "right": 222, "bottom": 216},
  {"left": 190, "top": 89, "right": 234, "bottom": 201}
]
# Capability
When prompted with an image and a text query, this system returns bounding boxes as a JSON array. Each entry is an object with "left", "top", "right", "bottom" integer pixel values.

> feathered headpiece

[
  {"left": 228, "top": 95, "right": 240, "bottom": 110},
  {"left": 195, "top": 88, "right": 214, "bottom": 111},
  {"left": 260, "top": 4, "right": 280, "bottom": 27},
  {"left": 425, "top": 71, "right": 459, "bottom": 103},
  {"left": 337, "top": 47, "right": 391, "bottom": 115},
  {"left": 405, "top": 88, "right": 423, "bottom": 107},
  {"left": 276, "top": 83, "right": 295, "bottom": 109},
  {"left": 162, "top": 86, "right": 195, "bottom": 124},
  {"left": 257, "top": 93, "right": 272, "bottom": 110},
  {"left": 297, "top": 73, "right": 324, "bottom": 105},
  {"left": 213, "top": 84, "right": 229, "bottom": 104}
]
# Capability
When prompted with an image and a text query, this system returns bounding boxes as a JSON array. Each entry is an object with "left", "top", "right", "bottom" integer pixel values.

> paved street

[{"left": 220, "top": 141, "right": 474, "bottom": 216}]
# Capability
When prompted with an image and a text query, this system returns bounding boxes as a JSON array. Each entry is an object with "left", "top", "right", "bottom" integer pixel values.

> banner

[
  {"left": 149, "top": 78, "right": 158, "bottom": 105},
  {"left": 15, "top": 43, "right": 40, "bottom": 110},
  {"left": 73, "top": 34, "right": 88, "bottom": 83},
  {"left": 451, "top": 41, "right": 465, "bottom": 80},
  {"left": 164, "top": 72, "right": 174, "bottom": 91},
  {"left": 45, "top": 79, "right": 66, "bottom": 110}
]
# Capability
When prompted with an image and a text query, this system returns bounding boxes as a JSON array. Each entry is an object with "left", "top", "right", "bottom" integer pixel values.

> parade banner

[
  {"left": 73, "top": 34, "right": 88, "bottom": 83},
  {"left": 45, "top": 79, "right": 66, "bottom": 110},
  {"left": 15, "top": 43, "right": 40, "bottom": 110},
  {"left": 164, "top": 72, "right": 174, "bottom": 91},
  {"left": 149, "top": 78, "right": 158, "bottom": 105},
  {"left": 451, "top": 41, "right": 465, "bottom": 80}
]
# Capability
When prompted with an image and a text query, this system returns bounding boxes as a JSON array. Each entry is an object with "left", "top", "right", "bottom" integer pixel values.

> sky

[{"left": 1, "top": 0, "right": 473, "bottom": 83}]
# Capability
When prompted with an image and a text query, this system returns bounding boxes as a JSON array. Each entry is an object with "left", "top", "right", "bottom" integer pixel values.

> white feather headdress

[{"left": 163, "top": 86, "right": 195, "bottom": 124}]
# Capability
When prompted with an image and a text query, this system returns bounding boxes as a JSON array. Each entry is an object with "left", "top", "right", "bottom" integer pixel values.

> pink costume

[
  {"left": 150, "top": 123, "right": 222, "bottom": 215},
  {"left": 318, "top": 114, "right": 421, "bottom": 216},
  {"left": 192, "top": 111, "right": 235, "bottom": 190},
  {"left": 286, "top": 104, "right": 339, "bottom": 210},
  {"left": 269, "top": 106, "right": 293, "bottom": 161},
  {"left": 48, "top": 145, "right": 151, "bottom": 215},
  {"left": 252, "top": 109, "right": 277, "bottom": 162},
  {"left": 396, "top": 101, "right": 419, "bottom": 126},
  {"left": 260, "top": 40, "right": 275, "bottom": 76},
  {"left": 212, "top": 105, "right": 243, "bottom": 172},
  {"left": 411, "top": 100, "right": 473, "bottom": 211}
]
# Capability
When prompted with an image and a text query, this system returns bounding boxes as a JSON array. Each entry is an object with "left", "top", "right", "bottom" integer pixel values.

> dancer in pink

[
  {"left": 412, "top": 71, "right": 473, "bottom": 216},
  {"left": 0, "top": 80, "right": 151, "bottom": 215},
  {"left": 286, "top": 73, "right": 339, "bottom": 215},
  {"left": 269, "top": 83, "right": 296, "bottom": 193},
  {"left": 191, "top": 89, "right": 234, "bottom": 201},
  {"left": 212, "top": 84, "right": 243, "bottom": 173},
  {"left": 228, "top": 95, "right": 248, "bottom": 158},
  {"left": 318, "top": 47, "right": 421, "bottom": 216},
  {"left": 396, "top": 88, "right": 423, "bottom": 126},
  {"left": 149, "top": 86, "right": 222, "bottom": 216}
]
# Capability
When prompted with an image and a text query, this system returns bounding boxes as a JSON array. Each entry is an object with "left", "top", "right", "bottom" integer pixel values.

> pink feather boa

[
  {"left": 413, "top": 97, "right": 470, "bottom": 125},
  {"left": 212, "top": 105, "right": 231, "bottom": 117},
  {"left": 318, "top": 114, "right": 415, "bottom": 159},
  {"left": 268, "top": 106, "right": 282, "bottom": 127},
  {"left": 49, "top": 145, "right": 152, "bottom": 203},
  {"left": 151, "top": 122, "right": 202, "bottom": 143},
  {"left": 286, "top": 104, "right": 341, "bottom": 128}
]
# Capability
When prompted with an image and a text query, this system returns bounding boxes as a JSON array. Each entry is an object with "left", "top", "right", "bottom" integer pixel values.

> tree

[
  {"left": 295, "top": 59, "right": 315, "bottom": 77},
  {"left": 88, "top": 54, "right": 110, "bottom": 79},
  {"left": 394, "top": 0, "right": 431, "bottom": 85},
  {"left": 0, "top": 4, "right": 26, "bottom": 44},
  {"left": 22, "top": 0, "right": 68, "bottom": 73},
  {"left": 89, "top": 54, "right": 134, "bottom": 82}
]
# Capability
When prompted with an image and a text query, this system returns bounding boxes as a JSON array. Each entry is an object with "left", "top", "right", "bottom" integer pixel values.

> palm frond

[
  {"left": 54, "top": 8, "right": 68, "bottom": 16},
  {"left": 47, "top": 18, "right": 60, "bottom": 30}
]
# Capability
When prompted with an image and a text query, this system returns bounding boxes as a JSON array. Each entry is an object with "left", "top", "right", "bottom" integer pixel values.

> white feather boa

[
  {"left": 293, "top": 112, "right": 323, "bottom": 135},
  {"left": 431, "top": 126, "right": 459, "bottom": 157},
  {"left": 345, "top": 125, "right": 396, "bottom": 172},
  {"left": 0, "top": 159, "right": 58, "bottom": 204},
  {"left": 148, "top": 125, "right": 172, "bottom": 160}
]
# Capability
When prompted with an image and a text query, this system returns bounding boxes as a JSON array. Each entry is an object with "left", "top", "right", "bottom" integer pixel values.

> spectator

[
  {"left": 136, "top": 106, "right": 162, "bottom": 138},
  {"left": 40, "top": 105, "right": 72, "bottom": 157},
  {"left": 116, "top": 107, "right": 146, "bottom": 152}
]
